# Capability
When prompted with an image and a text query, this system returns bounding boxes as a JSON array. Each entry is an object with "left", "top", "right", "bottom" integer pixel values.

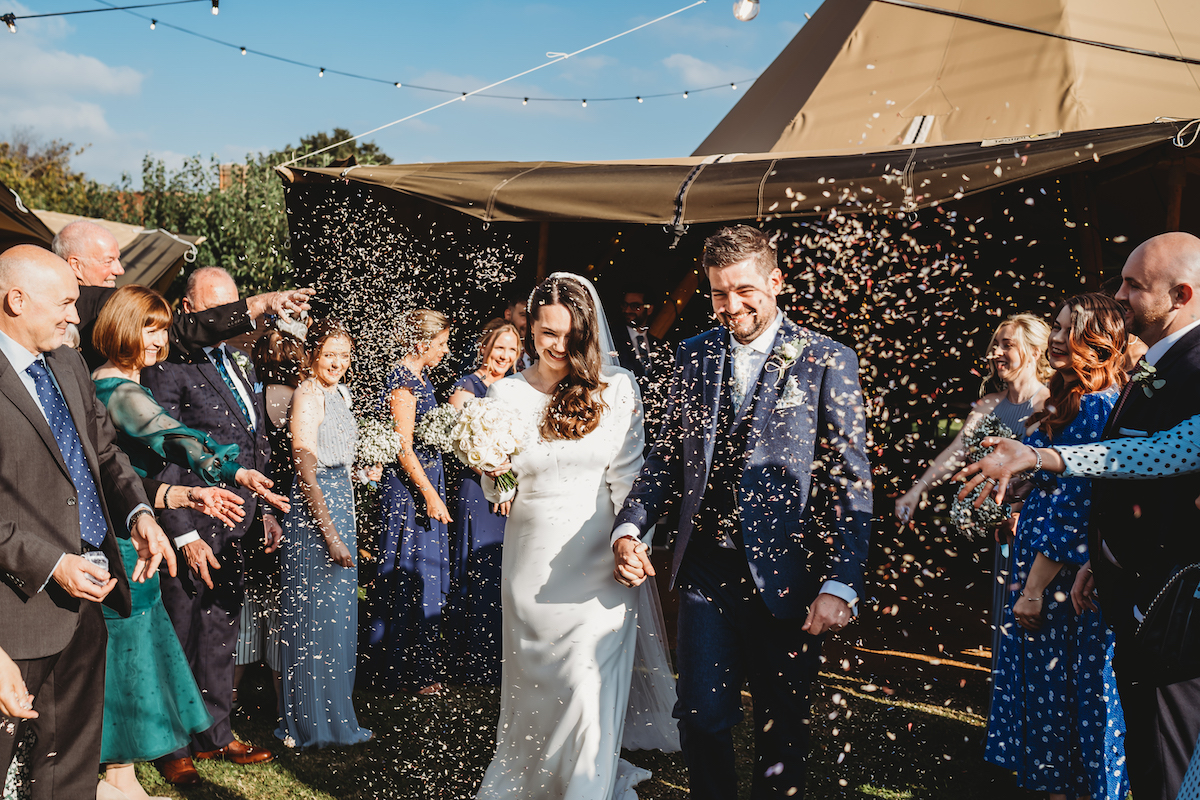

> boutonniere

[
  {"left": 230, "top": 349, "right": 252, "bottom": 376},
  {"left": 765, "top": 334, "right": 810, "bottom": 380},
  {"left": 1130, "top": 359, "right": 1166, "bottom": 397}
]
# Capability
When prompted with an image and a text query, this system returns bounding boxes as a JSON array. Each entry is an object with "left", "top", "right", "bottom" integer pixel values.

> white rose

[{"left": 466, "top": 448, "right": 486, "bottom": 467}]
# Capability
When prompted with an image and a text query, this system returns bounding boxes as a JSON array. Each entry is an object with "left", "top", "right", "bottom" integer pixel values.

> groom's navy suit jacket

[{"left": 616, "top": 316, "right": 873, "bottom": 619}]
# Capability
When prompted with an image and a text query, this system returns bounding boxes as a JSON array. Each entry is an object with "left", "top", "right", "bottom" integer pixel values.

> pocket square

[
  {"left": 776, "top": 375, "right": 805, "bottom": 410},
  {"left": 253, "top": 382, "right": 264, "bottom": 394}
]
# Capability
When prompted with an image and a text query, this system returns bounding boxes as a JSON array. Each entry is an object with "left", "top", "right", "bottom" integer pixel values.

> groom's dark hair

[{"left": 702, "top": 225, "right": 777, "bottom": 279}]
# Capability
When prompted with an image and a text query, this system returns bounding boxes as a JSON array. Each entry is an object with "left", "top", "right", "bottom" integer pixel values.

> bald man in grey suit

[{"left": 0, "top": 245, "right": 176, "bottom": 799}]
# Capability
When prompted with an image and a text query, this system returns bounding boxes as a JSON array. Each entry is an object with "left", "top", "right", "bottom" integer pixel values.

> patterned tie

[
  {"left": 731, "top": 343, "right": 754, "bottom": 408},
  {"left": 26, "top": 359, "right": 107, "bottom": 547},
  {"left": 212, "top": 346, "right": 253, "bottom": 431}
]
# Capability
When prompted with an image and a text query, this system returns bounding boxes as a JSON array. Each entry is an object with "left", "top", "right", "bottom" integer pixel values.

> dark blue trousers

[{"left": 674, "top": 545, "right": 824, "bottom": 800}]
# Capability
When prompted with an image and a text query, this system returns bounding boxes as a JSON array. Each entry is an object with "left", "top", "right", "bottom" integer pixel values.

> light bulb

[
  {"left": 394, "top": 82, "right": 402, "bottom": 88},
  {"left": 3, "top": 13, "right": 15, "bottom": 33},
  {"left": 210, "top": 0, "right": 218, "bottom": 14},
  {"left": 582, "top": 99, "right": 587, "bottom": 108},
  {"left": 731, "top": 82, "right": 738, "bottom": 90},
  {"left": 149, "top": 18, "right": 156, "bottom": 29},
  {"left": 318, "top": 67, "right": 325, "bottom": 77},
  {"left": 240, "top": 46, "right": 246, "bottom": 55},
  {"left": 732, "top": 0, "right": 759, "bottom": 22},
  {"left": 637, "top": 96, "right": 643, "bottom": 103},
  {"left": 683, "top": 91, "right": 689, "bottom": 98},
  {"left": 522, "top": 98, "right": 528, "bottom": 105}
]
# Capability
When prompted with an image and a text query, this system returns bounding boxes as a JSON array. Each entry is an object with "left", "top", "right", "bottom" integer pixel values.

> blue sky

[{"left": 1, "top": 0, "right": 821, "bottom": 185}]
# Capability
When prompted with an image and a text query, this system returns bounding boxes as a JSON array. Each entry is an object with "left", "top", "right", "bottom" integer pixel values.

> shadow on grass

[{"left": 132, "top": 660, "right": 1033, "bottom": 800}]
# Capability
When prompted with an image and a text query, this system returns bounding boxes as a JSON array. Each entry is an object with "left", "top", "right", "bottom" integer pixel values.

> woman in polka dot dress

[{"left": 984, "top": 293, "right": 1130, "bottom": 800}]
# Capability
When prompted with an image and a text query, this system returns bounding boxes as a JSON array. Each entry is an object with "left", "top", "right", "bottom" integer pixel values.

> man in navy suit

[
  {"left": 142, "top": 266, "right": 279, "bottom": 784},
  {"left": 612, "top": 225, "right": 873, "bottom": 799}
]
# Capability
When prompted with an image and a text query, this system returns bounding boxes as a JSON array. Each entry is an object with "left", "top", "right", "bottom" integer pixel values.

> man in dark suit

[
  {"left": 0, "top": 245, "right": 176, "bottom": 799},
  {"left": 143, "top": 266, "right": 279, "bottom": 784},
  {"left": 613, "top": 287, "right": 663, "bottom": 381},
  {"left": 51, "top": 219, "right": 315, "bottom": 369},
  {"left": 612, "top": 226, "right": 873, "bottom": 799}
]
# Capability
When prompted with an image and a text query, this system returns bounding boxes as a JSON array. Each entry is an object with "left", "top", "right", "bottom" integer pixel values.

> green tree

[
  {"left": 0, "top": 128, "right": 90, "bottom": 211},
  {"left": 278, "top": 128, "right": 394, "bottom": 168}
]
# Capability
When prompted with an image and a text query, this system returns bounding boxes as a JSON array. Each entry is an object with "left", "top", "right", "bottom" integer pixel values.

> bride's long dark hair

[{"left": 526, "top": 276, "right": 608, "bottom": 440}]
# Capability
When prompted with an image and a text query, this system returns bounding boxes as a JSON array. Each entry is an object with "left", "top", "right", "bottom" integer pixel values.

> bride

[{"left": 476, "top": 273, "right": 678, "bottom": 799}]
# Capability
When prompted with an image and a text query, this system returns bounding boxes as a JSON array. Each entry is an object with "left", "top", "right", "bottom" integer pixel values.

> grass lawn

[{"left": 130, "top": 660, "right": 1033, "bottom": 800}]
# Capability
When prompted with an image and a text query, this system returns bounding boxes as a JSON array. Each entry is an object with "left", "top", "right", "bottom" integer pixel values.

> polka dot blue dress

[{"left": 984, "top": 389, "right": 1129, "bottom": 800}]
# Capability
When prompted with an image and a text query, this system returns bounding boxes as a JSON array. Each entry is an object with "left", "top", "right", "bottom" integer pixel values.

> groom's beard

[{"left": 721, "top": 304, "right": 775, "bottom": 344}]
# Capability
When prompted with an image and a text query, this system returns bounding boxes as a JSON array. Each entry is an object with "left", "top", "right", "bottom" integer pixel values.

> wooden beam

[{"left": 650, "top": 264, "right": 700, "bottom": 340}]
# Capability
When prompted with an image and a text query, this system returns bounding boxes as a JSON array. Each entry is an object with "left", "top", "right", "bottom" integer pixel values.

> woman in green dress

[{"left": 90, "top": 285, "right": 289, "bottom": 800}]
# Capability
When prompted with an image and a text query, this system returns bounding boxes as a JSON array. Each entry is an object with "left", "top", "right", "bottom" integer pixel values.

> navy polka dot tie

[{"left": 26, "top": 359, "right": 107, "bottom": 547}]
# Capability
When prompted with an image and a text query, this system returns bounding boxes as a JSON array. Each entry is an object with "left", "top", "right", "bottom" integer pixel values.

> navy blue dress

[
  {"left": 985, "top": 390, "right": 1128, "bottom": 799},
  {"left": 444, "top": 374, "right": 507, "bottom": 686},
  {"left": 362, "top": 366, "right": 449, "bottom": 692}
]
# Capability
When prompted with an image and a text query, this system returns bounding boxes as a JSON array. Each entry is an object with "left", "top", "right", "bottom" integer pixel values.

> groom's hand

[
  {"left": 803, "top": 593, "right": 853, "bottom": 636},
  {"left": 613, "top": 536, "right": 655, "bottom": 587}
]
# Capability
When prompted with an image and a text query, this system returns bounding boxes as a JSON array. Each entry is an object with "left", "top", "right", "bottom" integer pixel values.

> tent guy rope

[{"left": 279, "top": 0, "right": 708, "bottom": 169}]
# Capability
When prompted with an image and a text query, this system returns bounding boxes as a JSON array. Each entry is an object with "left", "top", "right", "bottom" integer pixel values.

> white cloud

[{"left": 662, "top": 53, "right": 735, "bottom": 87}]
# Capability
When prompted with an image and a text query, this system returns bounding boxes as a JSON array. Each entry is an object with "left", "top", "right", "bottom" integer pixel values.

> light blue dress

[
  {"left": 985, "top": 390, "right": 1129, "bottom": 799},
  {"left": 276, "top": 383, "right": 371, "bottom": 749}
]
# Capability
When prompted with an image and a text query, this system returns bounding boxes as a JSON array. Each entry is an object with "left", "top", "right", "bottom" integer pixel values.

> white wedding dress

[{"left": 476, "top": 365, "right": 677, "bottom": 800}]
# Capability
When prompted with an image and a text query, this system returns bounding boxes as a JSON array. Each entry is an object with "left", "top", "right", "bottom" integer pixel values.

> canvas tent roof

[
  {"left": 1, "top": 184, "right": 55, "bottom": 251},
  {"left": 697, "top": 0, "right": 1200, "bottom": 156},
  {"left": 280, "top": 121, "right": 1190, "bottom": 225}
]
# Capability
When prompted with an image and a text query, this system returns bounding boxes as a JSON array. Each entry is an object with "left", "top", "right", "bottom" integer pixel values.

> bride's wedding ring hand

[{"left": 612, "top": 537, "right": 654, "bottom": 588}]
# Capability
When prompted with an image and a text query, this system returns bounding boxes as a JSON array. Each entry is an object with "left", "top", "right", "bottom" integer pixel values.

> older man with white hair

[{"left": 51, "top": 220, "right": 315, "bottom": 369}]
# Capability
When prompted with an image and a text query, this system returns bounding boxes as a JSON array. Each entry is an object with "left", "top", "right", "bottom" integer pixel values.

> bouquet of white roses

[
  {"left": 449, "top": 397, "right": 525, "bottom": 492},
  {"left": 414, "top": 403, "right": 461, "bottom": 455}
]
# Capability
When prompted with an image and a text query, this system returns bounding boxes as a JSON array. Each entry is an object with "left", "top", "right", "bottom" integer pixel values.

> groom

[{"left": 612, "top": 225, "right": 873, "bottom": 799}]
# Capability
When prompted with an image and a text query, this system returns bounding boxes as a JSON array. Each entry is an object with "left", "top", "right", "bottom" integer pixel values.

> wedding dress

[{"left": 476, "top": 364, "right": 676, "bottom": 800}]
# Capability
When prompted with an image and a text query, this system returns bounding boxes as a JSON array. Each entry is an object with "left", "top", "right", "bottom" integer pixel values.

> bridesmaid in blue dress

[
  {"left": 363, "top": 309, "right": 453, "bottom": 695},
  {"left": 276, "top": 320, "right": 375, "bottom": 749},
  {"left": 444, "top": 321, "right": 521, "bottom": 685},
  {"left": 985, "top": 293, "right": 1130, "bottom": 800}
]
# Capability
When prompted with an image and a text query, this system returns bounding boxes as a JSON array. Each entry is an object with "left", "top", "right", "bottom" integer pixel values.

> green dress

[{"left": 93, "top": 377, "right": 240, "bottom": 764}]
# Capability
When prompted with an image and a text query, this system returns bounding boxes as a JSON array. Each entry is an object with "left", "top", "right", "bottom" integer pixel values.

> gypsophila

[
  {"left": 949, "top": 414, "right": 1018, "bottom": 541},
  {"left": 413, "top": 403, "right": 461, "bottom": 455},
  {"left": 357, "top": 417, "right": 401, "bottom": 467}
]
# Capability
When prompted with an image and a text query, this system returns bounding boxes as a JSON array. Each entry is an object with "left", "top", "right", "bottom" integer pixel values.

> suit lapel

[
  {"left": 701, "top": 333, "right": 725, "bottom": 479},
  {"left": 0, "top": 349, "right": 70, "bottom": 478},
  {"left": 1117, "top": 324, "right": 1200, "bottom": 428},
  {"left": 198, "top": 352, "right": 252, "bottom": 429},
  {"left": 746, "top": 318, "right": 796, "bottom": 447}
]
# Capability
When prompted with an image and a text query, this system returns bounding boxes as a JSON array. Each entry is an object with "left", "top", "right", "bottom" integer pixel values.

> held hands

[
  {"left": 235, "top": 469, "right": 291, "bottom": 514},
  {"left": 612, "top": 536, "right": 655, "bottom": 588},
  {"left": 52, "top": 553, "right": 117, "bottom": 602},
  {"left": 130, "top": 513, "right": 177, "bottom": 581},
  {"left": 803, "top": 593, "right": 853, "bottom": 635},
  {"left": 0, "top": 648, "right": 36, "bottom": 719},
  {"left": 182, "top": 539, "right": 220, "bottom": 590}
]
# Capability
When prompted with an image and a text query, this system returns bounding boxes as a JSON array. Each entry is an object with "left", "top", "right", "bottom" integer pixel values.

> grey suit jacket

[{"left": 0, "top": 345, "right": 148, "bottom": 659}]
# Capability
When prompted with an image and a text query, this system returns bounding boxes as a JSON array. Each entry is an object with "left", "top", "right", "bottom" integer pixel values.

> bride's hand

[{"left": 483, "top": 461, "right": 512, "bottom": 479}]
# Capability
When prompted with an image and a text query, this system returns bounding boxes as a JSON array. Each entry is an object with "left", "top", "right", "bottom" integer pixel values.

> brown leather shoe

[
  {"left": 158, "top": 757, "right": 200, "bottom": 785},
  {"left": 194, "top": 739, "right": 274, "bottom": 765}
]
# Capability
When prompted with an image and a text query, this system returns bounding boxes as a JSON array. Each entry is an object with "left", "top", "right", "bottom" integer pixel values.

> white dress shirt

[{"left": 204, "top": 344, "right": 256, "bottom": 430}]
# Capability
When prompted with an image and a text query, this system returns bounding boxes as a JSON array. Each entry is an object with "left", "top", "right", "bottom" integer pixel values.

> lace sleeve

[{"left": 107, "top": 380, "right": 242, "bottom": 485}]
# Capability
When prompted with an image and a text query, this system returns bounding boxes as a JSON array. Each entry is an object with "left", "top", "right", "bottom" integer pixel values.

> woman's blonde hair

[
  {"left": 402, "top": 308, "right": 450, "bottom": 355},
  {"left": 92, "top": 285, "right": 173, "bottom": 370},
  {"left": 980, "top": 313, "right": 1053, "bottom": 395},
  {"left": 477, "top": 319, "right": 520, "bottom": 366}
]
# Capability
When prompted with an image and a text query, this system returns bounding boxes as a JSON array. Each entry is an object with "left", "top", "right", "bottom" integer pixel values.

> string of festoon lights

[
  {"left": 280, "top": 0, "right": 717, "bottom": 167},
  {"left": 5, "top": 0, "right": 756, "bottom": 107}
]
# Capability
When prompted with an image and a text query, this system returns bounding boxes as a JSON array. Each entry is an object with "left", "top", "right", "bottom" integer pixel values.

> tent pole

[
  {"left": 536, "top": 221, "right": 550, "bottom": 281},
  {"left": 1167, "top": 159, "right": 1187, "bottom": 231}
]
